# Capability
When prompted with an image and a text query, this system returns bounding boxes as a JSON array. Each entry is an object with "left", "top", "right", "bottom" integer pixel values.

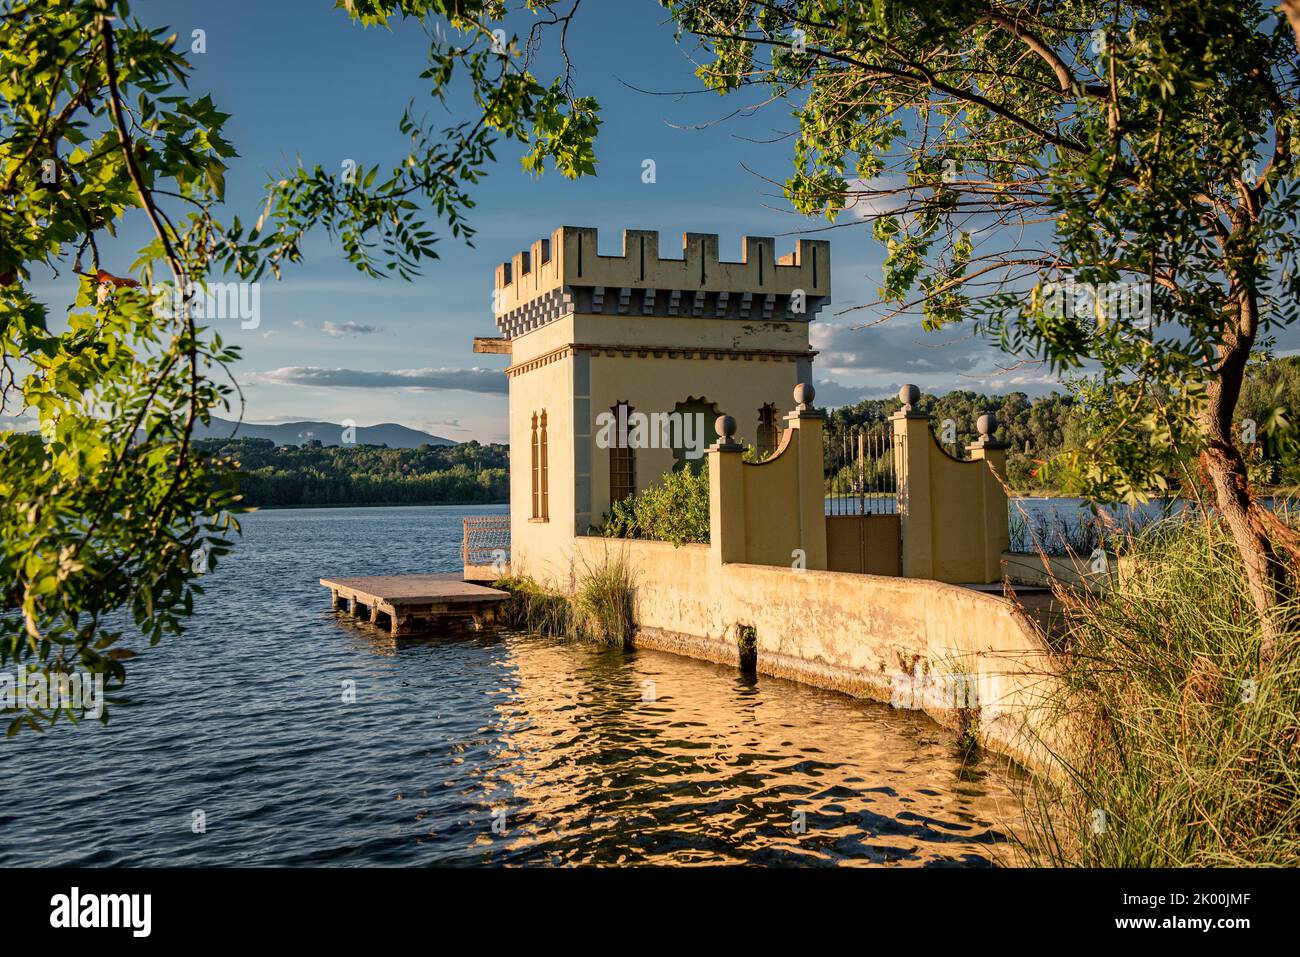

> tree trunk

[
  {"left": 1202, "top": 291, "right": 1289, "bottom": 663},
  {"left": 1200, "top": 442, "right": 1286, "bottom": 659}
]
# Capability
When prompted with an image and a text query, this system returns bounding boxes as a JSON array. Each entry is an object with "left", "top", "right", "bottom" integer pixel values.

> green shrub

[
  {"left": 601, "top": 462, "right": 710, "bottom": 545},
  {"left": 491, "top": 575, "right": 572, "bottom": 636},
  {"left": 1020, "top": 514, "right": 1300, "bottom": 866},
  {"left": 1005, "top": 452, "right": 1038, "bottom": 491}
]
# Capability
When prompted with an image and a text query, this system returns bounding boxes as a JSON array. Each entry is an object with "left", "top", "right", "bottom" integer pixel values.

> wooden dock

[{"left": 320, "top": 573, "right": 509, "bottom": 636}]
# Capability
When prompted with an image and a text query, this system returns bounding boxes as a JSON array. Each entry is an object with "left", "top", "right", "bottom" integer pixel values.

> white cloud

[
  {"left": 812, "top": 319, "right": 986, "bottom": 376},
  {"left": 246, "top": 366, "right": 508, "bottom": 395},
  {"left": 842, "top": 175, "right": 913, "bottom": 221},
  {"left": 322, "top": 320, "right": 383, "bottom": 337}
]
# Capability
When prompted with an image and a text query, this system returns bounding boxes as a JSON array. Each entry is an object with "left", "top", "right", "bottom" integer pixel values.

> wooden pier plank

[
  {"left": 319, "top": 574, "right": 509, "bottom": 606},
  {"left": 320, "top": 573, "right": 510, "bottom": 636}
]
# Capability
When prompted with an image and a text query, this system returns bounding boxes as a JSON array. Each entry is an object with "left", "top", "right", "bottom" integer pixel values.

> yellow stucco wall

[
  {"left": 927, "top": 437, "right": 993, "bottom": 581},
  {"left": 708, "top": 415, "right": 828, "bottom": 571},
  {"left": 585, "top": 351, "right": 801, "bottom": 526},
  {"left": 507, "top": 335, "right": 576, "bottom": 582},
  {"left": 509, "top": 312, "right": 578, "bottom": 364},
  {"left": 893, "top": 412, "right": 1011, "bottom": 584},
  {"left": 740, "top": 431, "right": 800, "bottom": 567}
]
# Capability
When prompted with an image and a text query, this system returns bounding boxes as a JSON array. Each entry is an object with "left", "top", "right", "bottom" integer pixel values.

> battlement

[{"left": 492, "top": 226, "right": 831, "bottom": 338}]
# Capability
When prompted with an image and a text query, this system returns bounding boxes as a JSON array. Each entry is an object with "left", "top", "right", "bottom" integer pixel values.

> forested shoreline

[
  {"left": 830, "top": 356, "right": 1300, "bottom": 493},
  {"left": 197, "top": 438, "right": 508, "bottom": 508},
  {"left": 202, "top": 357, "right": 1300, "bottom": 508}
]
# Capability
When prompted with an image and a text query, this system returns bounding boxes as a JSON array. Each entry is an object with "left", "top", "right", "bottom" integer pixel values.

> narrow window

[
  {"left": 530, "top": 412, "right": 540, "bottom": 519},
  {"left": 609, "top": 401, "right": 636, "bottom": 504},
  {"left": 757, "top": 403, "right": 780, "bottom": 459},
  {"left": 539, "top": 410, "right": 549, "bottom": 521}
]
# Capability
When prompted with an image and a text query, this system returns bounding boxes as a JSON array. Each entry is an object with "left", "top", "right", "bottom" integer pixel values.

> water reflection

[
  {"left": 0, "top": 505, "right": 1024, "bottom": 867},
  {"left": 450, "top": 634, "right": 1024, "bottom": 866}
]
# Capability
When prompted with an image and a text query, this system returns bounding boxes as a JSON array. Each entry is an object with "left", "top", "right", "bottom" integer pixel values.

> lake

[{"left": 0, "top": 504, "right": 1026, "bottom": 867}]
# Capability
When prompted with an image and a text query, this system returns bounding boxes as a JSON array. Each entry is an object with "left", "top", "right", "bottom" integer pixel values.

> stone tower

[{"left": 474, "top": 226, "right": 831, "bottom": 576}]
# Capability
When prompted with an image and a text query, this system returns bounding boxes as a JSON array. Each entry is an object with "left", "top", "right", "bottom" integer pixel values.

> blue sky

[{"left": 25, "top": 0, "right": 1063, "bottom": 443}]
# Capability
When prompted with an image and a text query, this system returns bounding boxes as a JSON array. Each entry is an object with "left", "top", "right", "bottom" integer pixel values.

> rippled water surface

[{"left": 1, "top": 505, "right": 1025, "bottom": 866}]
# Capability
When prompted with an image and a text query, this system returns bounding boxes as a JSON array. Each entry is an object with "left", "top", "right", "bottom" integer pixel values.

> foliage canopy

[{"left": 0, "top": 0, "right": 599, "bottom": 732}]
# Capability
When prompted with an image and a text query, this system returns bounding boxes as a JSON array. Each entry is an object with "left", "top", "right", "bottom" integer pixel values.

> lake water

[{"left": 0, "top": 505, "right": 1026, "bottom": 867}]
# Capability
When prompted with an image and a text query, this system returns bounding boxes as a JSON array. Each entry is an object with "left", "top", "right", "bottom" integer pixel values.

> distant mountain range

[{"left": 196, "top": 416, "right": 454, "bottom": 448}]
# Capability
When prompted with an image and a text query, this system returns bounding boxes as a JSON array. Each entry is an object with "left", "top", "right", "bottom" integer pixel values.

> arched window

[
  {"left": 609, "top": 401, "right": 636, "bottom": 504},
  {"left": 757, "top": 403, "right": 781, "bottom": 459},
  {"left": 530, "top": 410, "right": 549, "bottom": 521}
]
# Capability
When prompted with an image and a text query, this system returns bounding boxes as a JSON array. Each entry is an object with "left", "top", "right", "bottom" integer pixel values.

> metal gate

[{"left": 824, "top": 422, "right": 899, "bottom": 515}]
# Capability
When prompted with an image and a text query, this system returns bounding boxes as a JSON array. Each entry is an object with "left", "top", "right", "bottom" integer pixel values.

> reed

[
  {"left": 1007, "top": 502, "right": 1162, "bottom": 555},
  {"left": 1019, "top": 513, "right": 1300, "bottom": 866},
  {"left": 572, "top": 556, "right": 636, "bottom": 648}
]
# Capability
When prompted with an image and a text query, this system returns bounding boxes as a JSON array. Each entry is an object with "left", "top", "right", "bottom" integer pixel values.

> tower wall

[{"left": 496, "top": 227, "right": 830, "bottom": 574}]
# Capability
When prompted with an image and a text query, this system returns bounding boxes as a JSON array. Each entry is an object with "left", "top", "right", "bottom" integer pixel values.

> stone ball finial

[
  {"left": 977, "top": 413, "right": 997, "bottom": 439},
  {"left": 899, "top": 384, "right": 920, "bottom": 410},
  {"left": 715, "top": 414, "right": 737, "bottom": 441},
  {"left": 793, "top": 382, "right": 815, "bottom": 411}
]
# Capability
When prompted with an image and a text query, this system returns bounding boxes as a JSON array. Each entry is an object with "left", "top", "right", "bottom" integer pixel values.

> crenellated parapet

[{"left": 493, "top": 226, "right": 831, "bottom": 339}]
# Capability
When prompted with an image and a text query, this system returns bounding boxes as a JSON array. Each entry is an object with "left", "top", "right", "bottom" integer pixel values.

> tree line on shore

[
  {"left": 197, "top": 438, "right": 508, "bottom": 507},
  {"left": 829, "top": 356, "right": 1300, "bottom": 493},
  {"left": 202, "top": 355, "right": 1300, "bottom": 509}
]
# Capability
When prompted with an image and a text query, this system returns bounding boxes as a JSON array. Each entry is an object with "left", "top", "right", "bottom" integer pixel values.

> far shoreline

[{"left": 242, "top": 499, "right": 509, "bottom": 511}]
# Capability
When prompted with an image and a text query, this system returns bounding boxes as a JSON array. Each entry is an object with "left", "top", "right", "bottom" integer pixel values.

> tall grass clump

[
  {"left": 1021, "top": 513, "right": 1300, "bottom": 866},
  {"left": 493, "top": 556, "right": 636, "bottom": 648},
  {"left": 572, "top": 556, "right": 636, "bottom": 648}
]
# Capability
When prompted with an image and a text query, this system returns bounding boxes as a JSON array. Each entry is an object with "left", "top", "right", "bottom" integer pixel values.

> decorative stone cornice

[
  {"left": 503, "top": 344, "right": 575, "bottom": 378},
  {"left": 494, "top": 284, "right": 829, "bottom": 340},
  {"left": 503, "top": 342, "right": 818, "bottom": 378},
  {"left": 494, "top": 286, "right": 574, "bottom": 339}
]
